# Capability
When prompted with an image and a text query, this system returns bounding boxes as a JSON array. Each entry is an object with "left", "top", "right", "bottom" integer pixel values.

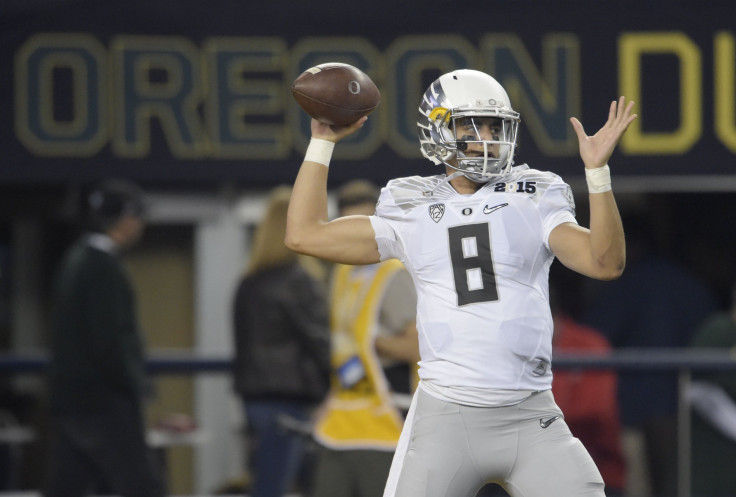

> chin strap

[{"left": 427, "top": 171, "right": 465, "bottom": 196}]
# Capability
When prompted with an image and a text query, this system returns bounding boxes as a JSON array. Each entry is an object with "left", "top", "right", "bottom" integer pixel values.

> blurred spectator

[
  {"left": 44, "top": 179, "right": 165, "bottom": 497},
  {"left": 551, "top": 308, "right": 626, "bottom": 496},
  {"left": 688, "top": 281, "right": 736, "bottom": 497},
  {"left": 583, "top": 214, "right": 717, "bottom": 497},
  {"left": 475, "top": 282, "right": 627, "bottom": 497},
  {"left": 310, "top": 180, "right": 419, "bottom": 497},
  {"left": 231, "top": 185, "right": 330, "bottom": 497},
  {"left": 0, "top": 387, "right": 37, "bottom": 490}
]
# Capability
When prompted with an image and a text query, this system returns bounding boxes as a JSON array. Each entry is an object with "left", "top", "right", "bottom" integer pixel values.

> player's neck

[{"left": 446, "top": 169, "right": 484, "bottom": 194}]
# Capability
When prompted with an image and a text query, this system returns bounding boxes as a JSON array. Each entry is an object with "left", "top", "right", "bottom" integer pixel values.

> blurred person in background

[
  {"left": 231, "top": 185, "right": 330, "bottom": 497},
  {"left": 310, "top": 180, "right": 419, "bottom": 497},
  {"left": 44, "top": 179, "right": 166, "bottom": 497},
  {"left": 549, "top": 285, "right": 626, "bottom": 496},
  {"left": 477, "top": 283, "right": 627, "bottom": 497},
  {"left": 583, "top": 214, "right": 716, "bottom": 497},
  {"left": 688, "top": 281, "right": 736, "bottom": 497}
]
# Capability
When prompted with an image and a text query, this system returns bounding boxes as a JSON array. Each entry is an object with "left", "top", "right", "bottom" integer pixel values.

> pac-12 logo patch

[{"left": 429, "top": 203, "right": 445, "bottom": 223}]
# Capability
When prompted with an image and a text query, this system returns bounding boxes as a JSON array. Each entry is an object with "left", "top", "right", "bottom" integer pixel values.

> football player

[{"left": 286, "top": 69, "right": 636, "bottom": 497}]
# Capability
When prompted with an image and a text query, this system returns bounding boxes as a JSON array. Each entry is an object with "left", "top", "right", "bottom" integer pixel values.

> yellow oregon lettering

[
  {"left": 714, "top": 31, "right": 736, "bottom": 153},
  {"left": 14, "top": 32, "right": 732, "bottom": 161},
  {"left": 204, "top": 37, "right": 291, "bottom": 159},
  {"left": 481, "top": 33, "right": 580, "bottom": 156},
  {"left": 14, "top": 33, "right": 108, "bottom": 157},
  {"left": 619, "top": 32, "right": 701, "bottom": 154},
  {"left": 110, "top": 35, "right": 208, "bottom": 158}
]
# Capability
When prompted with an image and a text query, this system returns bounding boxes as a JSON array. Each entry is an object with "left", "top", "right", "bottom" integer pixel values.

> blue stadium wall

[{"left": 1, "top": 0, "right": 734, "bottom": 189}]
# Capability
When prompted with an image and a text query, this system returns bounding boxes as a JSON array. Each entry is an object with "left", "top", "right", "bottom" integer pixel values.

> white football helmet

[{"left": 418, "top": 69, "right": 520, "bottom": 182}]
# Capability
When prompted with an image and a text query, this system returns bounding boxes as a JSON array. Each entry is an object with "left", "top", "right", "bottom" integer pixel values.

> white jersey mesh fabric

[{"left": 369, "top": 165, "right": 577, "bottom": 402}]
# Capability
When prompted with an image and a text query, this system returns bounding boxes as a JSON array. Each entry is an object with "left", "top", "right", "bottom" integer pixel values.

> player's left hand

[{"left": 570, "top": 96, "right": 637, "bottom": 169}]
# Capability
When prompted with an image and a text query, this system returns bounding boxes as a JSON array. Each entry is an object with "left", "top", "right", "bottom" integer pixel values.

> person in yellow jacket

[{"left": 310, "top": 180, "right": 419, "bottom": 497}]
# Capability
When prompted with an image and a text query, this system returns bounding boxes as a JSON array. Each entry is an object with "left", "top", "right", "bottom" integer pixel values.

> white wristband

[
  {"left": 304, "top": 138, "right": 335, "bottom": 168},
  {"left": 585, "top": 165, "right": 612, "bottom": 193}
]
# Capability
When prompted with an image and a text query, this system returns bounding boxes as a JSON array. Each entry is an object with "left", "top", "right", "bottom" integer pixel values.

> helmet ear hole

[{"left": 439, "top": 123, "right": 454, "bottom": 143}]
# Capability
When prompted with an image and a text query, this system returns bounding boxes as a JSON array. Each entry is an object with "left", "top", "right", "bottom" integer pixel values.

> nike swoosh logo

[
  {"left": 483, "top": 203, "right": 508, "bottom": 215},
  {"left": 540, "top": 416, "right": 560, "bottom": 428}
]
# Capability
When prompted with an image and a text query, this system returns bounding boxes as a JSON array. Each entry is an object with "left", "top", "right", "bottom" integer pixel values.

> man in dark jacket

[{"left": 44, "top": 179, "right": 165, "bottom": 497}]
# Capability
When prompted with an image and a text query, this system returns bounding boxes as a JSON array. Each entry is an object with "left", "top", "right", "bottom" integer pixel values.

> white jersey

[{"left": 369, "top": 165, "right": 577, "bottom": 401}]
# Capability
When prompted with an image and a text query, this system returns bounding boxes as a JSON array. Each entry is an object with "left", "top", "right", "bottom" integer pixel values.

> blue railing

[
  {"left": 2, "top": 348, "right": 735, "bottom": 497},
  {"left": 2, "top": 348, "right": 734, "bottom": 373}
]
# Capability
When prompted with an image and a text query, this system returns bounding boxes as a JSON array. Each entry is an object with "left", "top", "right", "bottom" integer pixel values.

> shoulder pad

[{"left": 378, "top": 175, "right": 449, "bottom": 213}]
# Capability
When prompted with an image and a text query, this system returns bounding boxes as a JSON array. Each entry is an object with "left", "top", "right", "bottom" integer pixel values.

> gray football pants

[{"left": 383, "top": 388, "right": 605, "bottom": 497}]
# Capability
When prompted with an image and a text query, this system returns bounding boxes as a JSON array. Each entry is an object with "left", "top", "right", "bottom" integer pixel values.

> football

[{"left": 291, "top": 63, "right": 381, "bottom": 126}]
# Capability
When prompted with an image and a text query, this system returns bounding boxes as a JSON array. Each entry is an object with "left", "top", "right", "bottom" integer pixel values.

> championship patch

[{"left": 429, "top": 203, "right": 445, "bottom": 223}]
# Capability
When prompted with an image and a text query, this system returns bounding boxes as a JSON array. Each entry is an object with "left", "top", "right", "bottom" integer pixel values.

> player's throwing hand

[{"left": 311, "top": 116, "right": 367, "bottom": 143}]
